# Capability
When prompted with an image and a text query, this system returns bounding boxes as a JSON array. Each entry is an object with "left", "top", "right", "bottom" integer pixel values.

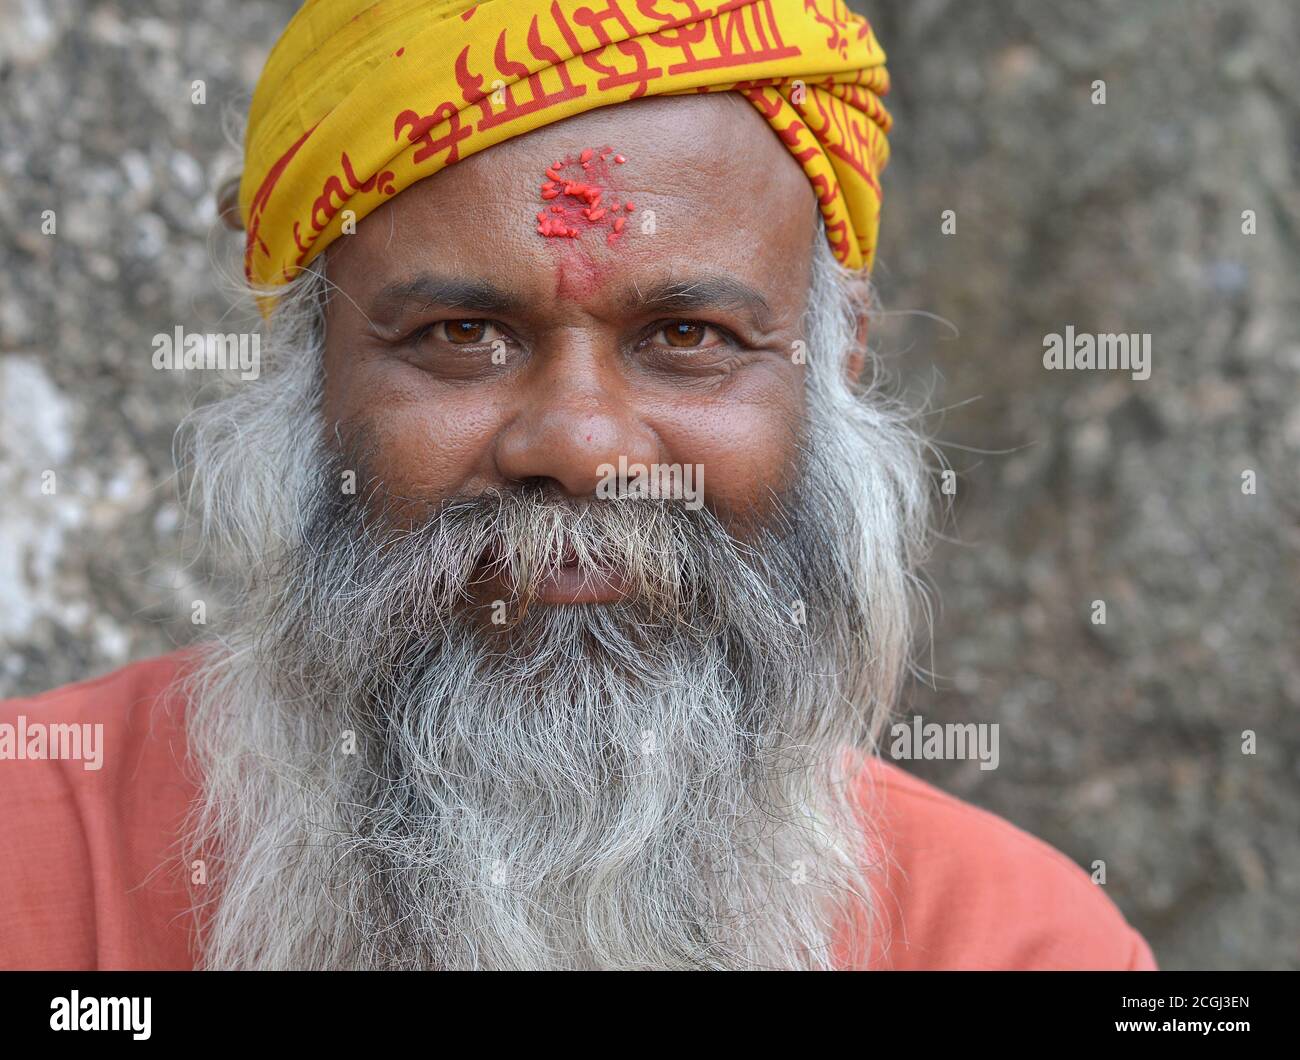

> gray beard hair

[{"left": 177, "top": 229, "right": 933, "bottom": 970}]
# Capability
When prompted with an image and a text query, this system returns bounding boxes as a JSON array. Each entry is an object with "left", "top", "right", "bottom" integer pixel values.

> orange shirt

[{"left": 0, "top": 653, "right": 1157, "bottom": 970}]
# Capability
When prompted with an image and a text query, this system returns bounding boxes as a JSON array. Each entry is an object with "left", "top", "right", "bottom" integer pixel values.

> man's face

[{"left": 319, "top": 94, "right": 817, "bottom": 602}]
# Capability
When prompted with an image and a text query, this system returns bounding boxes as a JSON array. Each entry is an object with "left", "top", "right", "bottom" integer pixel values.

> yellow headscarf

[{"left": 240, "top": 0, "right": 892, "bottom": 294}]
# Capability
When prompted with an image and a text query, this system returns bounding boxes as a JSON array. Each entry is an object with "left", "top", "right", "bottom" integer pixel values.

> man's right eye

[{"left": 400, "top": 319, "right": 504, "bottom": 349}]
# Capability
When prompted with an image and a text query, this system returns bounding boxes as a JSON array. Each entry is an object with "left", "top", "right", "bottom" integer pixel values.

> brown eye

[
  {"left": 443, "top": 320, "right": 488, "bottom": 344},
  {"left": 662, "top": 321, "right": 707, "bottom": 348}
]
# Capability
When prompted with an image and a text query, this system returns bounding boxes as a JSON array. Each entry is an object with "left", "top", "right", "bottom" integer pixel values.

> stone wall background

[{"left": 0, "top": 0, "right": 1296, "bottom": 969}]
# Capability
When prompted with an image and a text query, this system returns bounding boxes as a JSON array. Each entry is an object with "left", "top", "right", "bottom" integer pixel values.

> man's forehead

[
  {"left": 328, "top": 93, "right": 817, "bottom": 309},
  {"left": 470, "top": 92, "right": 798, "bottom": 179}
]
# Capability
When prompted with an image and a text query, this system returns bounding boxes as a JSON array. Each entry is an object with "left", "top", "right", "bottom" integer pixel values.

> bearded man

[{"left": 0, "top": 0, "right": 1156, "bottom": 971}]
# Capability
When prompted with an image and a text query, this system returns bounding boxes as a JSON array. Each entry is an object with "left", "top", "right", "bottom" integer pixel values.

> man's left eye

[
  {"left": 441, "top": 320, "right": 494, "bottom": 344},
  {"left": 658, "top": 322, "right": 717, "bottom": 348}
]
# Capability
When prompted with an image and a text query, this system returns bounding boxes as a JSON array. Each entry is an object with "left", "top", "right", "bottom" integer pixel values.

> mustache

[
  {"left": 438, "top": 486, "right": 751, "bottom": 623},
  {"left": 283, "top": 466, "right": 809, "bottom": 648}
]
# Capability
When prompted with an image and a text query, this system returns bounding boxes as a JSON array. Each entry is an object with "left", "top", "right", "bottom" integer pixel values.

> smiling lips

[
  {"left": 476, "top": 547, "right": 632, "bottom": 605},
  {"left": 534, "top": 559, "right": 631, "bottom": 604}
]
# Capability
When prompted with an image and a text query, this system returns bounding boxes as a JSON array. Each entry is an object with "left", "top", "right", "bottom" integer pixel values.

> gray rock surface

[
  {"left": 0, "top": 0, "right": 1295, "bottom": 969},
  {"left": 869, "top": 0, "right": 1299, "bottom": 971}
]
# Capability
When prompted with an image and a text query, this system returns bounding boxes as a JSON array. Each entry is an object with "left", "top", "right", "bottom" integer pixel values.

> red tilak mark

[
  {"left": 394, "top": 47, "right": 405, "bottom": 57},
  {"left": 537, "top": 217, "right": 581, "bottom": 238},
  {"left": 534, "top": 146, "right": 631, "bottom": 250}
]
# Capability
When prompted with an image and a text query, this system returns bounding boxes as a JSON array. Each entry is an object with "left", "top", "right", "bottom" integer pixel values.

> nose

[{"left": 493, "top": 337, "right": 661, "bottom": 498}]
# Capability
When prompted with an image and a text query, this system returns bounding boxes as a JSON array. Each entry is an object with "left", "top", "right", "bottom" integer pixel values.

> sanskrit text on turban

[{"left": 240, "top": 0, "right": 893, "bottom": 293}]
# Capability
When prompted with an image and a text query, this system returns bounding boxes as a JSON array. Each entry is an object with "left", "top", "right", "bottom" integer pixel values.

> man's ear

[
  {"left": 844, "top": 309, "right": 869, "bottom": 384},
  {"left": 217, "top": 176, "right": 243, "bottom": 232}
]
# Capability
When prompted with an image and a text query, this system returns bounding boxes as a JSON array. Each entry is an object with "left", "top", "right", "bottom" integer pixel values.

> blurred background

[{"left": 0, "top": 0, "right": 1296, "bottom": 969}]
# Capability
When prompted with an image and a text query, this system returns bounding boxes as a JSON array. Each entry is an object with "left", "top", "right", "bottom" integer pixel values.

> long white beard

[{"left": 178, "top": 232, "right": 932, "bottom": 970}]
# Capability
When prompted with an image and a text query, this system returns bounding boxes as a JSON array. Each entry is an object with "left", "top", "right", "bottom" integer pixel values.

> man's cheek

[
  {"left": 671, "top": 404, "right": 805, "bottom": 523},
  {"left": 341, "top": 404, "right": 499, "bottom": 510}
]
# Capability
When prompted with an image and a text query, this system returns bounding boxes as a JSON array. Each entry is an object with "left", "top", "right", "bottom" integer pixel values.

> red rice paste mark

[{"left": 535, "top": 146, "right": 630, "bottom": 249}]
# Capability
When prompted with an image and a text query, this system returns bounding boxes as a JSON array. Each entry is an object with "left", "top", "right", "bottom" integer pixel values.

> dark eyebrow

[
  {"left": 625, "top": 275, "right": 774, "bottom": 330},
  {"left": 368, "top": 274, "right": 521, "bottom": 325},
  {"left": 367, "top": 271, "right": 775, "bottom": 332}
]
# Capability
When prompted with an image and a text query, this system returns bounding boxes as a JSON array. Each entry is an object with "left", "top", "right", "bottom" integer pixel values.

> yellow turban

[{"left": 240, "top": 0, "right": 892, "bottom": 294}]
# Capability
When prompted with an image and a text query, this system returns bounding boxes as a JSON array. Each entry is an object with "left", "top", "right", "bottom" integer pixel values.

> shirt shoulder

[
  {"left": 0, "top": 651, "right": 199, "bottom": 969},
  {"left": 853, "top": 757, "right": 1158, "bottom": 970}
]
